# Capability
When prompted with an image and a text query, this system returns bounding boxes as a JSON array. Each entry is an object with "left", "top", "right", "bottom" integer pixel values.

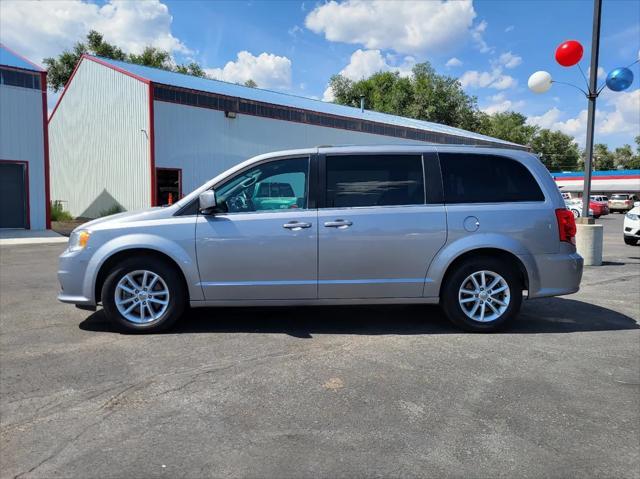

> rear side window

[
  {"left": 324, "top": 155, "right": 424, "bottom": 208},
  {"left": 439, "top": 153, "right": 544, "bottom": 203}
]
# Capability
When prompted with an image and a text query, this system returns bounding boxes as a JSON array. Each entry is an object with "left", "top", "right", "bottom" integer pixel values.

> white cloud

[
  {"left": 305, "top": 0, "right": 478, "bottom": 56},
  {"left": 205, "top": 51, "right": 292, "bottom": 90},
  {"left": 459, "top": 68, "right": 517, "bottom": 90},
  {"left": 0, "top": 0, "right": 189, "bottom": 64},
  {"left": 505, "top": 25, "right": 515, "bottom": 33},
  {"left": 527, "top": 89, "right": 640, "bottom": 145},
  {"left": 446, "top": 57, "right": 463, "bottom": 68},
  {"left": 482, "top": 93, "right": 525, "bottom": 114},
  {"left": 471, "top": 20, "right": 492, "bottom": 53},
  {"left": 598, "top": 88, "right": 640, "bottom": 135},
  {"left": 498, "top": 51, "right": 522, "bottom": 69},
  {"left": 288, "top": 25, "right": 303, "bottom": 37},
  {"left": 586, "top": 66, "right": 606, "bottom": 79},
  {"left": 322, "top": 49, "right": 416, "bottom": 101}
]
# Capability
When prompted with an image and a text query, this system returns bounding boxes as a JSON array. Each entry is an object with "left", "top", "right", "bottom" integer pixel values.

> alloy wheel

[
  {"left": 114, "top": 270, "right": 170, "bottom": 324},
  {"left": 458, "top": 270, "right": 511, "bottom": 323}
]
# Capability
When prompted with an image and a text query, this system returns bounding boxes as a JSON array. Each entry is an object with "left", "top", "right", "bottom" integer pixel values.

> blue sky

[{"left": 1, "top": 0, "right": 638, "bottom": 148}]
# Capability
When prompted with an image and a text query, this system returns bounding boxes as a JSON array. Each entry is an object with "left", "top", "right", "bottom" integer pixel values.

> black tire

[
  {"left": 440, "top": 256, "right": 523, "bottom": 333},
  {"left": 101, "top": 256, "right": 186, "bottom": 333},
  {"left": 624, "top": 236, "right": 638, "bottom": 246}
]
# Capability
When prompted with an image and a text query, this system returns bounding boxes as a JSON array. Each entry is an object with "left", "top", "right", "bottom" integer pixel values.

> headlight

[
  {"left": 68, "top": 230, "right": 91, "bottom": 252},
  {"left": 626, "top": 213, "right": 639, "bottom": 221}
]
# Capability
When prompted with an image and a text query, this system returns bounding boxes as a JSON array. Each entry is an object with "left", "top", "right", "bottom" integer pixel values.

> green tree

[
  {"left": 327, "top": 62, "right": 482, "bottom": 131},
  {"left": 44, "top": 30, "right": 126, "bottom": 91},
  {"left": 591, "top": 143, "right": 615, "bottom": 170},
  {"left": 613, "top": 144, "right": 634, "bottom": 169},
  {"left": 43, "top": 30, "right": 207, "bottom": 91},
  {"left": 128, "top": 46, "right": 172, "bottom": 70},
  {"left": 529, "top": 129, "right": 581, "bottom": 171},
  {"left": 175, "top": 62, "right": 208, "bottom": 78},
  {"left": 476, "top": 112, "right": 538, "bottom": 146},
  {"left": 243, "top": 79, "right": 258, "bottom": 88}
]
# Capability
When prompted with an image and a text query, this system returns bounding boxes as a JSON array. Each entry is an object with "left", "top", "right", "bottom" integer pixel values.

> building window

[
  {"left": 152, "top": 84, "right": 516, "bottom": 150},
  {"left": 0, "top": 67, "right": 41, "bottom": 90}
]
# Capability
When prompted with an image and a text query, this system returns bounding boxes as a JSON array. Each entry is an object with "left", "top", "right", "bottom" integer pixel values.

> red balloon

[{"left": 555, "top": 40, "right": 584, "bottom": 67}]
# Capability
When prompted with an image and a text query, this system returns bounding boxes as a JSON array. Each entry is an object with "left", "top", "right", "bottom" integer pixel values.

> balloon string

[
  {"left": 551, "top": 80, "right": 589, "bottom": 97},
  {"left": 576, "top": 63, "right": 591, "bottom": 91},
  {"left": 626, "top": 59, "right": 639, "bottom": 69}
]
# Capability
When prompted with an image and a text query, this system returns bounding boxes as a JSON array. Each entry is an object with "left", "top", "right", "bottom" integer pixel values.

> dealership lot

[{"left": 1, "top": 214, "right": 638, "bottom": 478}]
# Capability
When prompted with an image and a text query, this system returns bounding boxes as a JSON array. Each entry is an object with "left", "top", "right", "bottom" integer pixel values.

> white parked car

[
  {"left": 565, "top": 199, "right": 594, "bottom": 219},
  {"left": 623, "top": 205, "right": 640, "bottom": 246}
]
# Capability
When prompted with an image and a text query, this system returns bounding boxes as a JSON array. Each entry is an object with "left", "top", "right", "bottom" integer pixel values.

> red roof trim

[
  {"left": 48, "top": 54, "right": 150, "bottom": 123},
  {"left": 84, "top": 55, "right": 150, "bottom": 84},
  {"left": 48, "top": 55, "right": 84, "bottom": 123},
  {"left": 0, "top": 42, "right": 45, "bottom": 72},
  {"left": 148, "top": 84, "right": 157, "bottom": 206},
  {"left": 40, "top": 71, "right": 51, "bottom": 229}
]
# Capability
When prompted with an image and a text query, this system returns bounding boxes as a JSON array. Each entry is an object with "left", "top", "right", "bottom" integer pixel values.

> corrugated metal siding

[
  {"left": 0, "top": 84, "right": 46, "bottom": 229},
  {"left": 94, "top": 56, "right": 520, "bottom": 148},
  {"left": 154, "top": 101, "right": 422, "bottom": 196},
  {"left": 49, "top": 60, "right": 149, "bottom": 218}
]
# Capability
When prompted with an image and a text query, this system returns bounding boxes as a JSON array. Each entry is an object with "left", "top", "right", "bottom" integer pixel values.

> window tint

[
  {"left": 216, "top": 157, "right": 309, "bottom": 213},
  {"left": 440, "top": 153, "right": 544, "bottom": 203},
  {"left": 325, "top": 155, "right": 424, "bottom": 208}
]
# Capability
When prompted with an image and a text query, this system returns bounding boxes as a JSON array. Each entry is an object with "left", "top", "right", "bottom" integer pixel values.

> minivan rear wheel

[
  {"left": 441, "top": 256, "right": 523, "bottom": 332},
  {"left": 101, "top": 257, "right": 185, "bottom": 333}
]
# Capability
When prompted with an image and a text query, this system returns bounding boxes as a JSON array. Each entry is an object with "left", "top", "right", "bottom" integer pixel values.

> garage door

[{"left": 0, "top": 163, "right": 27, "bottom": 229}]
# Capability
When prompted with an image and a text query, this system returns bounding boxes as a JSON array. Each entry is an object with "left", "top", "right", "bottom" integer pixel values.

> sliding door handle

[
  {"left": 323, "top": 219, "right": 353, "bottom": 228},
  {"left": 283, "top": 221, "right": 312, "bottom": 230}
]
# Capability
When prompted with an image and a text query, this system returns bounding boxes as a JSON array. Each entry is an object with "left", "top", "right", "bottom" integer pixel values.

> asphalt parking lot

[{"left": 1, "top": 214, "right": 639, "bottom": 479}]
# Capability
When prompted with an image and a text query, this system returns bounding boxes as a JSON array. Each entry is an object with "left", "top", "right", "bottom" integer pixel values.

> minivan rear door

[{"left": 317, "top": 152, "right": 447, "bottom": 299}]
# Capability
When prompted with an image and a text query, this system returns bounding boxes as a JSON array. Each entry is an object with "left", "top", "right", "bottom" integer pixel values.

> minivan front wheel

[
  {"left": 101, "top": 257, "right": 185, "bottom": 333},
  {"left": 441, "top": 257, "right": 523, "bottom": 332}
]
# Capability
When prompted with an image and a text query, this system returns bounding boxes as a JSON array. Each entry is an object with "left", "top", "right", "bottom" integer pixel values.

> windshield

[{"left": 611, "top": 194, "right": 629, "bottom": 200}]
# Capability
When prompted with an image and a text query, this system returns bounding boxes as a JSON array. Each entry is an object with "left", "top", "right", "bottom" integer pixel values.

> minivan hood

[{"left": 75, "top": 206, "right": 175, "bottom": 232}]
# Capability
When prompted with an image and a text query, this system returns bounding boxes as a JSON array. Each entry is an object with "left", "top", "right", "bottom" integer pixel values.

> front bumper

[
  {"left": 524, "top": 252, "right": 584, "bottom": 299},
  {"left": 624, "top": 228, "right": 640, "bottom": 238},
  {"left": 58, "top": 248, "right": 95, "bottom": 306}
]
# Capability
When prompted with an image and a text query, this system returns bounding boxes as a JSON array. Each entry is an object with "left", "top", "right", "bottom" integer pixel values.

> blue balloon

[{"left": 606, "top": 67, "right": 634, "bottom": 92}]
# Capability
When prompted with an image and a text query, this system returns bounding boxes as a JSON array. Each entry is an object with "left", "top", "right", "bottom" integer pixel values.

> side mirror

[{"left": 199, "top": 190, "right": 217, "bottom": 214}]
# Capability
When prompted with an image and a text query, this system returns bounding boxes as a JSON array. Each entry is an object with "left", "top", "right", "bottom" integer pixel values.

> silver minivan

[{"left": 58, "top": 145, "right": 583, "bottom": 333}]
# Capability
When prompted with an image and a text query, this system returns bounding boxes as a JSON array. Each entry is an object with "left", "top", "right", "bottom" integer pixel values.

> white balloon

[{"left": 528, "top": 71, "right": 553, "bottom": 93}]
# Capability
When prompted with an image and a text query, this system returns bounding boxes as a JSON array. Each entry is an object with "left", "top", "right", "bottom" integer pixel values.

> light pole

[
  {"left": 527, "top": 0, "right": 637, "bottom": 265},
  {"left": 581, "top": 0, "right": 602, "bottom": 220}
]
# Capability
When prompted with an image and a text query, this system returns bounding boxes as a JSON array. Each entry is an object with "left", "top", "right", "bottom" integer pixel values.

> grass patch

[{"left": 50, "top": 201, "right": 73, "bottom": 222}]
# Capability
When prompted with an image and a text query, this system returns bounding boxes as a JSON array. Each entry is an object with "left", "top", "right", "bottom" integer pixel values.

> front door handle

[
  {"left": 283, "top": 221, "right": 312, "bottom": 231},
  {"left": 324, "top": 219, "right": 353, "bottom": 228}
]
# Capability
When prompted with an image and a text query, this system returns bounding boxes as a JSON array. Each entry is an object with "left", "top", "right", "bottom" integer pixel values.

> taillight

[{"left": 555, "top": 209, "right": 577, "bottom": 245}]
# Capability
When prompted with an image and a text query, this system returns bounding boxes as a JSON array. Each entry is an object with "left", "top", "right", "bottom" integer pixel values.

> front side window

[
  {"left": 324, "top": 155, "right": 424, "bottom": 208},
  {"left": 440, "top": 153, "right": 545, "bottom": 204},
  {"left": 215, "top": 157, "right": 309, "bottom": 213}
]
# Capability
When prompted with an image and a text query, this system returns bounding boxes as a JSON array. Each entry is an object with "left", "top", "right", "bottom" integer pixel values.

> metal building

[
  {"left": 49, "top": 54, "right": 524, "bottom": 218},
  {"left": 0, "top": 44, "right": 49, "bottom": 229}
]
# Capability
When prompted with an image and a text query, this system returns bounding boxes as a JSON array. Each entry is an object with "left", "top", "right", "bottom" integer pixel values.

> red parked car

[{"left": 589, "top": 200, "right": 609, "bottom": 218}]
